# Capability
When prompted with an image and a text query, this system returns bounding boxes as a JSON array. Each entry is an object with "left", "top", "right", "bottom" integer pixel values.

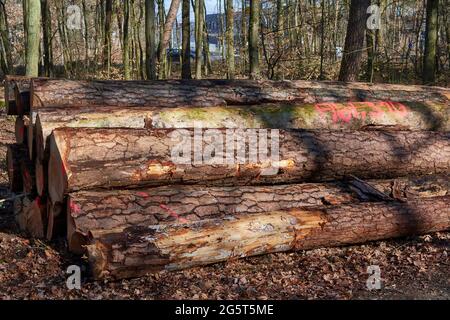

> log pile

[{"left": 4, "top": 76, "right": 450, "bottom": 280}]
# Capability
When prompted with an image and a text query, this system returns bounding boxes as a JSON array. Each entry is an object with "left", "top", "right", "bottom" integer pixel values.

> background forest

[{"left": 0, "top": 0, "right": 449, "bottom": 85}]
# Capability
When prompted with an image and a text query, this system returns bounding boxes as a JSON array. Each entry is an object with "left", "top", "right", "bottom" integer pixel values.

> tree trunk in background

[
  {"left": 123, "top": 0, "right": 131, "bottom": 79},
  {"left": 145, "top": 0, "right": 157, "bottom": 80},
  {"left": 202, "top": 2, "right": 211, "bottom": 75},
  {"left": 87, "top": 196, "right": 450, "bottom": 279},
  {"left": 181, "top": 0, "right": 191, "bottom": 79},
  {"left": 195, "top": 0, "right": 203, "bottom": 79},
  {"left": 0, "top": 0, "right": 12, "bottom": 74},
  {"left": 68, "top": 175, "right": 450, "bottom": 254},
  {"left": 226, "top": 0, "right": 235, "bottom": 79},
  {"left": 249, "top": 0, "right": 260, "bottom": 79},
  {"left": 81, "top": 0, "right": 89, "bottom": 70},
  {"left": 366, "top": 28, "right": 375, "bottom": 82},
  {"left": 41, "top": 0, "right": 53, "bottom": 77},
  {"left": 158, "top": 0, "right": 182, "bottom": 75},
  {"left": 25, "top": 0, "right": 41, "bottom": 76},
  {"left": 157, "top": 0, "right": 166, "bottom": 79},
  {"left": 338, "top": 0, "right": 370, "bottom": 82},
  {"left": 103, "top": 0, "right": 113, "bottom": 75},
  {"left": 443, "top": 0, "right": 450, "bottom": 67},
  {"left": 423, "top": 0, "right": 439, "bottom": 84},
  {"left": 30, "top": 78, "right": 450, "bottom": 111}
]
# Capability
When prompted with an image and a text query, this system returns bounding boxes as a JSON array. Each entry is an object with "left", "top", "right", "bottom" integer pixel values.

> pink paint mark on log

[
  {"left": 69, "top": 200, "right": 82, "bottom": 215},
  {"left": 159, "top": 204, "right": 189, "bottom": 223},
  {"left": 136, "top": 191, "right": 149, "bottom": 198},
  {"left": 315, "top": 101, "right": 409, "bottom": 124}
]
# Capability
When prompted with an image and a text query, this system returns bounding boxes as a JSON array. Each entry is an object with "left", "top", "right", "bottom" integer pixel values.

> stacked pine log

[{"left": 4, "top": 76, "right": 450, "bottom": 280}]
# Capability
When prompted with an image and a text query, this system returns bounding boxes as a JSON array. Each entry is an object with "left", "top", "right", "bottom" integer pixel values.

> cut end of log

[
  {"left": 48, "top": 132, "right": 68, "bottom": 204},
  {"left": 67, "top": 200, "right": 88, "bottom": 255}
]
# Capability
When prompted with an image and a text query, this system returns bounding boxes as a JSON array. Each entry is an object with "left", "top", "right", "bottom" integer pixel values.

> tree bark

[
  {"left": 338, "top": 0, "right": 370, "bottom": 82},
  {"left": 181, "top": 0, "right": 191, "bottom": 79},
  {"left": 423, "top": 0, "right": 439, "bottom": 84},
  {"left": 48, "top": 127, "right": 450, "bottom": 204},
  {"left": 226, "top": 0, "right": 235, "bottom": 79},
  {"left": 159, "top": 0, "right": 182, "bottom": 71},
  {"left": 41, "top": 0, "right": 52, "bottom": 77},
  {"left": 25, "top": 0, "right": 41, "bottom": 76},
  {"left": 123, "top": 0, "right": 131, "bottom": 79},
  {"left": 103, "top": 0, "right": 113, "bottom": 74},
  {"left": 0, "top": 0, "right": 12, "bottom": 74},
  {"left": 194, "top": 0, "right": 203, "bottom": 79},
  {"left": 249, "top": 0, "right": 260, "bottom": 79},
  {"left": 87, "top": 196, "right": 450, "bottom": 279},
  {"left": 29, "top": 79, "right": 450, "bottom": 111},
  {"left": 67, "top": 175, "right": 450, "bottom": 254},
  {"left": 33, "top": 100, "right": 450, "bottom": 164},
  {"left": 145, "top": 0, "right": 157, "bottom": 80},
  {"left": 6, "top": 144, "right": 28, "bottom": 193}
]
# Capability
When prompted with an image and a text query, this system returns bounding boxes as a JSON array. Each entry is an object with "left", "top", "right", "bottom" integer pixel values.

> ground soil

[{"left": 0, "top": 104, "right": 448, "bottom": 300}]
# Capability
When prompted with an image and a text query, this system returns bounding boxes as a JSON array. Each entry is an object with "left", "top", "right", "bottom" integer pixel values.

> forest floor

[{"left": 0, "top": 104, "right": 448, "bottom": 300}]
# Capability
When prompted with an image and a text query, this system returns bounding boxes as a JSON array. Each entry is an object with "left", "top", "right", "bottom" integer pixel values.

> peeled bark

[
  {"left": 48, "top": 128, "right": 450, "bottom": 204},
  {"left": 67, "top": 175, "right": 450, "bottom": 254},
  {"left": 87, "top": 196, "right": 450, "bottom": 279},
  {"left": 6, "top": 144, "right": 28, "bottom": 192},
  {"left": 33, "top": 102, "right": 450, "bottom": 162},
  {"left": 30, "top": 79, "right": 450, "bottom": 111}
]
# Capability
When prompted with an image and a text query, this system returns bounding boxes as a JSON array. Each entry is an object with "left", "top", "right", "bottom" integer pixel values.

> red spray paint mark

[
  {"left": 69, "top": 200, "right": 82, "bottom": 215},
  {"left": 315, "top": 101, "right": 409, "bottom": 124},
  {"left": 136, "top": 191, "right": 149, "bottom": 198},
  {"left": 159, "top": 204, "right": 189, "bottom": 223}
]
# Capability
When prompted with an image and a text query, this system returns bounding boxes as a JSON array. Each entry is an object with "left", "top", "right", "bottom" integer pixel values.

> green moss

[{"left": 0, "top": 100, "right": 5, "bottom": 108}]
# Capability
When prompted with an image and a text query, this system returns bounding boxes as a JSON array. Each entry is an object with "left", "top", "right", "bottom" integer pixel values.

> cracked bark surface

[
  {"left": 34, "top": 101, "right": 450, "bottom": 162},
  {"left": 48, "top": 128, "right": 450, "bottom": 204},
  {"left": 86, "top": 196, "right": 450, "bottom": 279},
  {"left": 67, "top": 175, "right": 450, "bottom": 254},
  {"left": 30, "top": 79, "right": 450, "bottom": 111}
]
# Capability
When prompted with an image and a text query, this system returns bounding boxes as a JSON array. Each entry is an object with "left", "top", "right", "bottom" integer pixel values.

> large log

[
  {"left": 48, "top": 128, "right": 450, "bottom": 204},
  {"left": 86, "top": 195, "right": 450, "bottom": 279},
  {"left": 6, "top": 144, "right": 28, "bottom": 192},
  {"left": 66, "top": 175, "right": 450, "bottom": 254},
  {"left": 33, "top": 101, "right": 450, "bottom": 161},
  {"left": 30, "top": 79, "right": 450, "bottom": 111}
]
